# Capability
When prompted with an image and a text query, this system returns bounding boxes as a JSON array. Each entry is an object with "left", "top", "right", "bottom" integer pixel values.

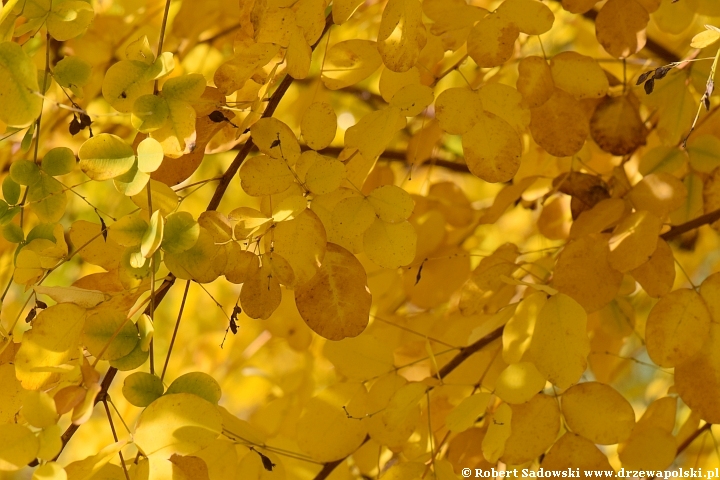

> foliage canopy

[{"left": 2, "top": 0, "right": 720, "bottom": 479}]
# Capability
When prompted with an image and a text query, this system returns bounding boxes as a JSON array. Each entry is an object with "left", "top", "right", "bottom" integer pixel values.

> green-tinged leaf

[
  {"left": 0, "top": 41, "right": 42, "bottom": 127},
  {"left": 10, "top": 159, "right": 41, "bottom": 186},
  {"left": 141, "top": 210, "right": 164, "bottom": 258},
  {"left": 166, "top": 372, "right": 222, "bottom": 404},
  {"left": 123, "top": 372, "right": 164, "bottom": 407},
  {"left": 136, "top": 137, "right": 164, "bottom": 173},
  {"left": 78, "top": 133, "right": 136, "bottom": 181},
  {"left": 27, "top": 173, "right": 67, "bottom": 223},
  {"left": 41, "top": 147, "right": 76, "bottom": 176},
  {"left": 81, "top": 310, "right": 139, "bottom": 361},
  {"left": 2, "top": 176, "right": 21, "bottom": 204},
  {"left": 132, "top": 94, "right": 170, "bottom": 133},
  {"left": 162, "top": 211, "right": 199, "bottom": 254}
]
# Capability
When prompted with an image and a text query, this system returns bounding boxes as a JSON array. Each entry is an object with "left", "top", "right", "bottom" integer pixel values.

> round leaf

[
  {"left": 134, "top": 393, "right": 222, "bottom": 457},
  {"left": 166, "top": 372, "right": 222, "bottom": 404},
  {"left": 122, "top": 372, "right": 164, "bottom": 407},
  {"left": 78, "top": 133, "right": 136, "bottom": 181}
]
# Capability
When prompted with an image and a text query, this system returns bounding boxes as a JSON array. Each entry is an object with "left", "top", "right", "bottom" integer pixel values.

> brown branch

[
  {"left": 315, "top": 146, "right": 472, "bottom": 174},
  {"left": 661, "top": 208, "right": 720, "bottom": 241},
  {"left": 438, "top": 326, "right": 504, "bottom": 379},
  {"left": 313, "top": 326, "right": 504, "bottom": 480},
  {"left": 207, "top": 13, "right": 334, "bottom": 211}
]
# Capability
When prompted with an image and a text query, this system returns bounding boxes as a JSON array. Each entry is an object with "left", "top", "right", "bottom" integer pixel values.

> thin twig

[{"left": 161, "top": 280, "right": 191, "bottom": 381}]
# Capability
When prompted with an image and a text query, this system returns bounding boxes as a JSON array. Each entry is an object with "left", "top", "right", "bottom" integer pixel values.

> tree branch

[{"left": 661, "top": 208, "right": 720, "bottom": 241}]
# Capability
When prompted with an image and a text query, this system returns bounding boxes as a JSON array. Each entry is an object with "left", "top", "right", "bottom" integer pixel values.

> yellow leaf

[
  {"left": 0, "top": 42, "right": 42, "bottom": 128},
  {"left": 467, "top": 14, "right": 519, "bottom": 68},
  {"left": 141, "top": 210, "right": 164, "bottom": 258},
  {"left": 462, "top": 111, "right": 522, "bottom": 183},
  {"left": 250, "top": 118, "right": 301, "bottom": 165},
  {"left": 270, "top": 208, "right": 327, "bottom": 286},
  {"left": 701, "top": 272, "right": 720, "bottom": 323},
  {"left": 295, "top": 243, "right": 371, "bottom": 340},
  {"left": 37, "top": 425, "right": 62, "bottom": 462},
  {"left": 550, "top": 52, "right": 609, "bottom": 99},
  {"left": 363, "top": 219, "right": 417, "bottom": 269},
  {"left": 332, "top": 0, "right": 364, "bottom": 24},
  {"left": 213, "top": 42, "right": 278, "bottom": 95},
  {"left": 22, "top": 390, "right": 59, "bottom": 428},
  {"left": 296, "top": 383, "right": 369, "bottom": 462},
  {"left": 134, "top": 393, "right": 222, "bottom": 457},
  {"left": 286, "top": 26, "right": 312, "bottom": 79},
  {"left": 608, "top": 210, "right": 662, "bottom": 272},
  {"left": 530, "top": 88, "right": 589, "bottom": 157},
  {"left": 590, "top": 96, "right": 648, "bottom": 156},
  {"left": 32, "top": 462, "right": 67, "bottom": 480},
  {"left": 525, "top": 294, "right": 590, "bottom": 389},
  {"left": 321, "top": 40, "right": 382, "bottom": 90},
  {"left": 301, "top": 103, "right": 337, "bottom": 150},
  {"left": 164, "top": 228, "right": 227, "bottom": 283},
  {"left": 305, "top": 155, "right": 346, "bottom": 195},
  {"left": 323, "top": 334, "right": 395, "bottom": 381},
  {"left": 691, "top": 29, "right": 720, "bottom": 49},
  {"left": 15, "top": 303, "right": 86, "bottom": 390},
  {"left": 379, "top": 66, "right": 420, "bottom": 102},
  {"left": 223, "top": 244, "right": 260, "bottom": 284},
  {"left": 482, "top": 403, "right": 512, "bottom": 463},
  {"left": 239, "top": 261, "right": 281, "bottom": 319},
  {"left": 345, "top": 107, "right": 405, "bottom": 160},
  {"left": 389, "top": 84, "right": 434, "bottom": 116},
  {"left": 34, "top": 285, "right": 106, "bottom": 308},
  {"left": 553, "top": 233, "right": 623, "bottom": 313},
  {"left": 618, "top": 426, "right": 675, "bottom": 470},
  {"left": 503, "top": 292, "right": 547, "bottom": 364},
  {"left": 446, "top": 393, "right": 491, "bottom": 433},
  {"left": 595, "top": 0, "right": 649, "bottom": 58},
  {"left": 627, "top": 172, "right": 687, "bottom": 218},
  {"left": 630, "top": 238, "right": 675, "bottom": 298},
  {"left": 646, "top": 288, "right": 711, "bottom": 367},
  {"left": 0, "top": 424, "right": 40, "bottom": 471},
  {"left": 367, "top": 185, "right": 414, "bottom": 223},
  {"left": 377, "top": 0, "right": 427, "bottom": 72},
  {"left": 687, "top": 134, "right": 720, "bottom": 173},
  {"left": 434, "top": 87, "right": 484, "bottom": 135},
  {"left": 569, "top": 198, "right": 627, "bottom": 239},
  {"left": 478, "top": 82, "right": 530, "bottom": 134},
  {"left": 0, "top": 364, "right": 24, "bottom": 424},
  {"left": 64, "top": 441, "right": 127, "bottom": 480},
  {"left": 541, "top": 432, "right": 614, "bottom": 473},
  {"left": 496, "top": 0, "right": 554, "bottom": 35},
  {"left": 676, "top": 323, "right": 720, "bottom": 423},
  {"left": 516, "top": 56, "right": 555, "bottom": 108},
  {"left": 495, "top": 362, "right": 546, "bottom": 405},
  {"left": 561, "top": 381, "right": 635, "bottom": 444},
  {"left": 502, "top": 394, "right": 560, "bottom": 464}
]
